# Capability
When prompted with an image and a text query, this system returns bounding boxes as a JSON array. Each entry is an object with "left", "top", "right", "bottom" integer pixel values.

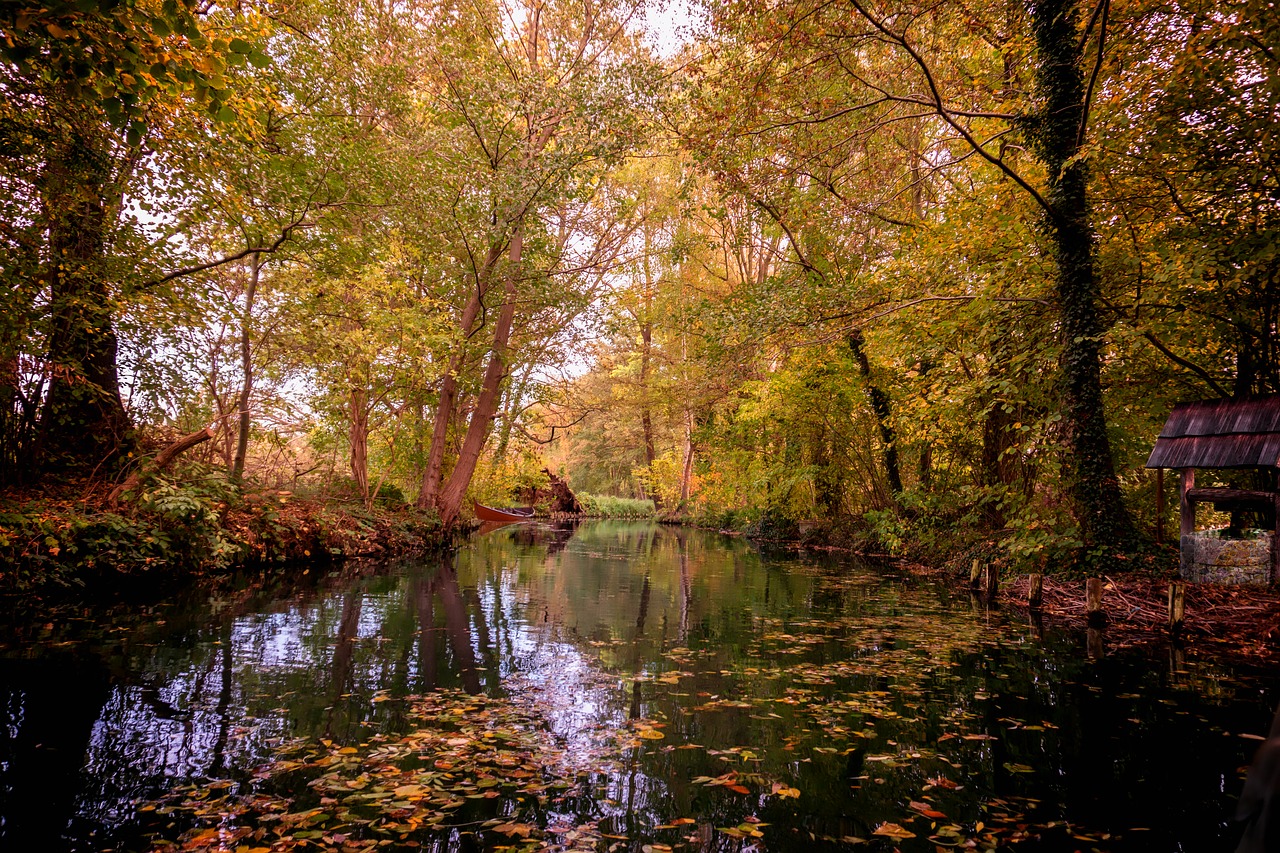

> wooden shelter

[{"left": 1145, "top": 395, "right": 1280, "bottom": 584}]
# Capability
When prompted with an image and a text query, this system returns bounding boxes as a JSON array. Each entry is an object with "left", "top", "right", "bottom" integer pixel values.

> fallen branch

[{"left": 107, "top": 426, "right": 216, "bottom": 508}]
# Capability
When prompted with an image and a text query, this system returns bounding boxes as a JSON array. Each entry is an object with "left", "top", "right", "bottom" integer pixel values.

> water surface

[{"left": 0, "top": 521, "right": 1274, "bottom": 850}]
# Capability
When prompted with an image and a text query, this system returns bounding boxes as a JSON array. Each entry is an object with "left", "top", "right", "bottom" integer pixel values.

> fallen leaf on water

[
  {"left": 873, "top": 822, "right": 916, "bottom": 839},
  {"left": 909, "top": 800, "right": 946, "bottom": 819}
]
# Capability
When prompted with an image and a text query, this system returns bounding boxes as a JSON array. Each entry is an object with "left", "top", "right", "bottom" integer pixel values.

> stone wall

[{"left": 1180, "top": 530, "right": 1274, "bottom": 585}]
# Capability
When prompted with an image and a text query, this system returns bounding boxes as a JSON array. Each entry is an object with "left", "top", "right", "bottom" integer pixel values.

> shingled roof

[{"left": 1145, "top": 395, "right": 1280, "bottom": 469}]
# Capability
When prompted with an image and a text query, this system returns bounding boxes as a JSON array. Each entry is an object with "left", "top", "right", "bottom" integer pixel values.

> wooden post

[
  {"left": 970, "top": 559, "right": 982, "bottom": 589},
  {"left": 1086, "top": 577, "right": 1106, "bottom": 627},
  {"left": 1272, "top": 491, "right": 1280, "bottom": 587},
  {"left": 1087, "top": 626, "right": 1105, "bottom": 660},
  {"left": 984, "top": 563, "right": 999, "bottom": 600},
  {"left": 1168, "top": 581, "right": 1186, "bottom": 635},
  {"left": 1028, "top": 574, "right": 1044, "bottom": 611},
  {"left": 1179, "top": 468, "right": 1196, "bottom": 539},
  {"left": 1155, "top": 467, "right": 1165, "bottom": 545}
]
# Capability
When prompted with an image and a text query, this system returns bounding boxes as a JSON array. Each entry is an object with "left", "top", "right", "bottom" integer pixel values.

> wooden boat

[{"left": 473, "top": 501, "right": 534, "bottom": 523}]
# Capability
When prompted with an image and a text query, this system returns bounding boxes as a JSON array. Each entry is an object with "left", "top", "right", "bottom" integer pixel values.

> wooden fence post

[
  {"left": 970, "top": 559, "right": 982, "bottom": 589},
  {"left": 984, "top": 564, "right": 999, "bottom": 600},
  {"left": 1168, "top": 581, "right": 1186, "bottom": 636},
  {"left": 1086, "top": 578, "right": 1106, "bottom": 627},
  {"left": 1028, "top": 574, "right": 1044, "bottom": 611}
]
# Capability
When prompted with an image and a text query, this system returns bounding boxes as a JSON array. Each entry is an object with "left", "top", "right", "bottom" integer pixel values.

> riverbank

[
  {"left": 0, "top": 479, "right": 449, "bottom": 595},
  {"left": 996, "top": 571, "right": 1280, "bottom": 662},
  {"left": 657, "top": 508, "right": 1280, "bottom": 664}
]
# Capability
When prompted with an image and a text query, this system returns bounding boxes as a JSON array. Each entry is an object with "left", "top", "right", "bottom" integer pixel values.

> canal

[{"left": 0, "top": 521, "right": 1273, "bottom": 850}]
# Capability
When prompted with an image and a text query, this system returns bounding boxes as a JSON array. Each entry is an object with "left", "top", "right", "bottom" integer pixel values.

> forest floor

[{"left": 0, "top": 478, "right": 450, "bottom": 595}]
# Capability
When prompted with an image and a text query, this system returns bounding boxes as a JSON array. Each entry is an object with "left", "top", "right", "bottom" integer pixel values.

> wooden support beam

[
  {"left": 1028, "top": 574, "right": 1044, "bottom": 611},
  {"left": 1156, "top": 468, "right": 1165, "bottom": 545},
  {"left": 1086, "top": 577, "right": 1106, "bottom": 628},
  {"left": 1273, "top": 491, "right": 1280, "bottom": 587},
  {"left": 1179, "top": 468, "right": 1196, "bottom": 538}
]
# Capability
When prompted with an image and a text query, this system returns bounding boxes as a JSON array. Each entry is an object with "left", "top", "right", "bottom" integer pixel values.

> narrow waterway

[{"left": 0, "top": 521, "right": 1274, "bottom": 850}]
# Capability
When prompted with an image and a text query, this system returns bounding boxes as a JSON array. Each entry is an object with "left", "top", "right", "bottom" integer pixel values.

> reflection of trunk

[
  {"left": 848, "top": 330, "right": 902, "bottom": 498},
  {"left": 635, "top": 573, "right": 651, "bottom": 636},
  {"left": 435, "top": 565, "right": 481, "bottom": 693},
  {"left": 436, "top": 226, "right": 524, "bottom": 528},
  {"left": 466, "top": 587, "right": 498, "bottom": 689},
  {"left": 349, "top": 385, "right": 370, "bottom": 502},
  {"left": 231, "top": 253, "right": 261, "bottom": 482},
  {"left": 330, "top": 592, "right": 363, "bottom": 698},
  {"left": 414, "top": 577, "right": 438, "bottom": 692},
  {"left": 678, "top": 542, "right": 691, "bottom": 642},
  {"left": 0, "top": 658, "right": 111, "bottom": 846},
  {"left": 209, "top": 622, "right": 235, "bottom": 774}
]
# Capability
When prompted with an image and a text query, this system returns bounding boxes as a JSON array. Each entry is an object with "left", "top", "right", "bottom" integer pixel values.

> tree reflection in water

[{"left": 0, "top": 521, "right": 1273, "bottom": 851}]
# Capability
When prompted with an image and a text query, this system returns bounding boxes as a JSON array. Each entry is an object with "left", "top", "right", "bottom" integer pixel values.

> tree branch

[
  {"left": 844, "top": 0, "right": 1058, "bottom": 219},
  {"left": 145, "top": 214, "right": 312, "bottom": 288}
]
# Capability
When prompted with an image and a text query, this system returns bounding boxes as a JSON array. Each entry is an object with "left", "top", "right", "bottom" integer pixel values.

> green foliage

[
  {"left": 578, "top": 494, "right": 657, "bottom": 518},
  {"left": 0, "top": 473, "right": 238, "bottom": 588}
]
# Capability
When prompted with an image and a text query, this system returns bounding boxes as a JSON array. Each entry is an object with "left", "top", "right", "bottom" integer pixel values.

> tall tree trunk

[
  {"left": 639, "top": 233, "right": 658, "bottom": 499},
  {"left": 231, "top": 253, "right": 261, "bottom": 482},
  {"left": 494, "top": 364, "right": 530, "bottom": 462},
  {"left": 417, "top": 242, "right": 505, "bottom": 510},
  {"left": 37, "top": 123, "right": 130, "bottom": 472},
  {"left": 435, "top": 226, "right": 524, "bottom": 527},
  {"left": 1030, "top": 0, "right": 1136, "bottom": 553},
  {"left": 641, "top": 323, "right": 656, "bottom": 464},
  {"left": 916, "top": 358, "right": 934, "bottom": 491},
  {"left": 848, "top": 330, "right": 902, "bottom": 497},
  {"left": 349, "top": 385, "right": 370, "bottom": 503},
  {"left": 679, "top": 407, "right": 695, "bottom": 504}
]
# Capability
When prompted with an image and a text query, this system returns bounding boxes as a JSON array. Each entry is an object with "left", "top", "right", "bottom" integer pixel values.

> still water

[{"left": 0, "top": 521, "right": 1275, "bottom": 851}]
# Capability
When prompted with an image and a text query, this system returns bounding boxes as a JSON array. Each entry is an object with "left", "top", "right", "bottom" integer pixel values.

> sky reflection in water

[{"left": 0, "top": 520, "right": 1275, "bottom": 851}]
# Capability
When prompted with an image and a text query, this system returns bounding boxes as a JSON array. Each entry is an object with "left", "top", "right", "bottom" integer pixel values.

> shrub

[{"left": 579, "top": 494, "right": 656, "bottom": 518}]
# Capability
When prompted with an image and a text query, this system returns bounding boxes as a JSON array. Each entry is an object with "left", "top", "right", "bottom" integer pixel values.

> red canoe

[{"left": 474, "top": 502, "right": 534, "bottom": 523}]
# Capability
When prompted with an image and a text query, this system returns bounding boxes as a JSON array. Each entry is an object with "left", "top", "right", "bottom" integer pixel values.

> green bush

[
  {"left": 743, "top": 508, "right": 799, "bottom": 541},
  {"left": 579, "top": 493, "right": 656, "bottom": 518}
]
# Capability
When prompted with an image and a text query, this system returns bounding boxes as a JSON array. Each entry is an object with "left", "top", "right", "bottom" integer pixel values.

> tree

[
  {"left": 688, "top": 0, "right": 1139, "bottom": 558},
  {"left": 0, "top": 1, "right": 266, "bottom": 477},
  {"left": 408, "top": 0, "right": 659, "bottom": 527}
]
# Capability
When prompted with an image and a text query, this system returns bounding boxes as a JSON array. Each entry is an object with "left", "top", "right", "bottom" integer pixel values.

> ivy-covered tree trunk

[
  {"left": 848, "top": 330, "right": 902, "bottom": 498},
  {"left": 36, "top": 125, "right": 130, "bottom": 473},
  {"left": 1029, "top": 0, "right": 1136, "bottom": 555}
]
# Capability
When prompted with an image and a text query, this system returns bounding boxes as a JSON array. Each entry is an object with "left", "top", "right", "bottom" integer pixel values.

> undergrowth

[
  {"left": 578, "top": 494, "right": 656, "bottom": 518},
  {"left": 0, "top": 467, "right": 445, "bottom": 593}
]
